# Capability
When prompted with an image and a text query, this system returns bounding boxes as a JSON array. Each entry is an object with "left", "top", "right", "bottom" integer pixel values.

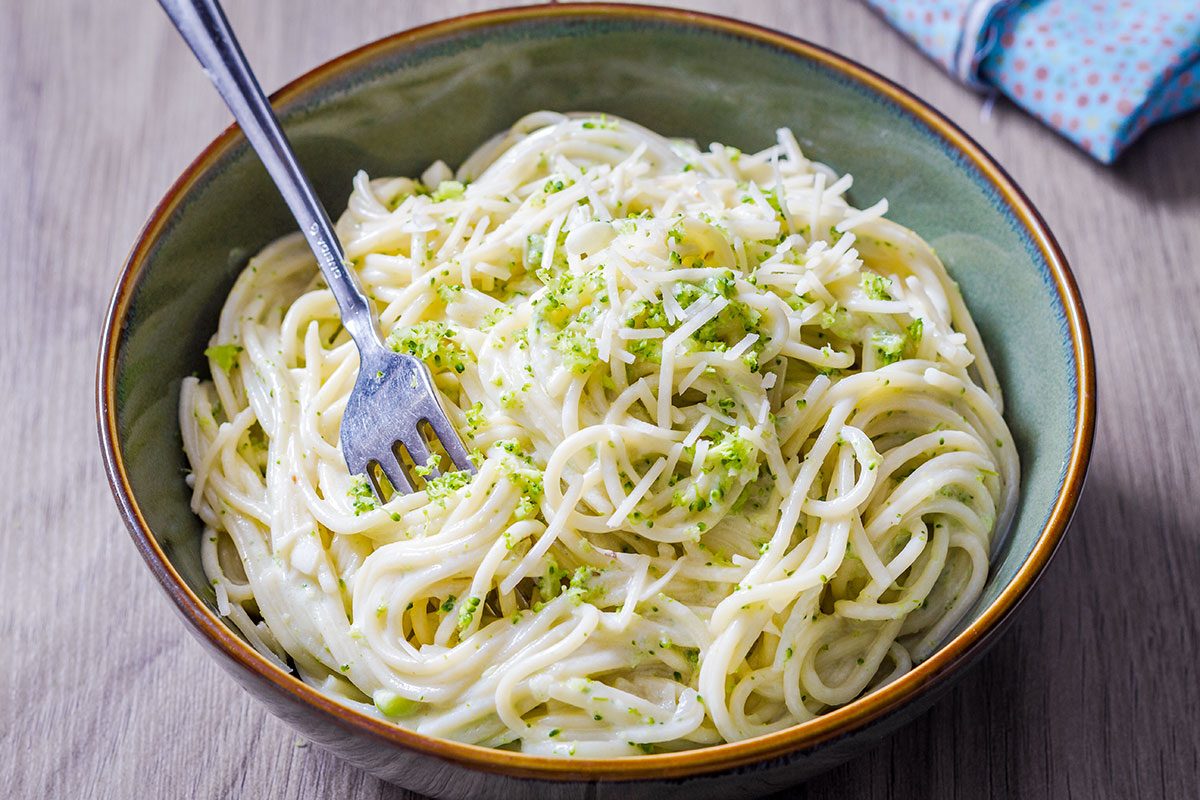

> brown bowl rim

[{"left": 97, "top": 2, "right": 1096, "bottom": 783}]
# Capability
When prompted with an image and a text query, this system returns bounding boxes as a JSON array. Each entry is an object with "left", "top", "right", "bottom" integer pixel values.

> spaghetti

[{"left": 180, "top": 112, "right": 1018, "bottom": 756}]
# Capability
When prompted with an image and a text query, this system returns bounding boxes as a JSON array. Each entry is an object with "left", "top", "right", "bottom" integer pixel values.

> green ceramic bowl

[{"left": 98, "top": 5, "right": 1095, "bottom": 797}]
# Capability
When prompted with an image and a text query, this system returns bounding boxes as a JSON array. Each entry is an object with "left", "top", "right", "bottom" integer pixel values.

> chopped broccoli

[
  {"left": 431, "top": 180, "right": 465, "bottom": 202},
  {"left": 481, "top": 306, "right": 512, "bottom": 330},
  {"left": 413, "top": 454, "right": 441, "bottom": 478},
  {"left": 456, "top": 596, "right": 482, "bottom": 630},
  {"left": 464, "top": 402, "right": 486, "bottom": 434},
  {"left": 860, "top": 270, "right": 893, "bottom": 301},
  {"left": 388, "top": 321, "right": 468, "bottom": 374},
  {"left": 204, "top": 343, "right": 242, "bottom": 372},
  {"left": 871, "top": 330, "right": 906, "bottom": 365},
  {"left": 348, "top": 476, "right": 377, "bottom": 515},
  {"left": 426, "top": 471, "right": 473, "bottom": 502},
  {"left": 906, "top": 318, "right": 924, "bottom": 344}
]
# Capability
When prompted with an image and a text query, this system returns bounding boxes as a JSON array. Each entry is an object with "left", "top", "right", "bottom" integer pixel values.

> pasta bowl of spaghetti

[{"left": 98, "top": 5, "right": 1094, "bottom": 798}]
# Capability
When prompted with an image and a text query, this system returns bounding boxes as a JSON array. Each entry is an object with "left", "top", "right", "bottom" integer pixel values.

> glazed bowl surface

[{"left": 98, "top": 5, "right": 1095, "bottom": 798}]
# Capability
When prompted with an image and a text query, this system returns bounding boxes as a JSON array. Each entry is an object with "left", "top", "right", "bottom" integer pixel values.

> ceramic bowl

[{"left": 98, "top": 5, "right": 1095, "bottom": 798}]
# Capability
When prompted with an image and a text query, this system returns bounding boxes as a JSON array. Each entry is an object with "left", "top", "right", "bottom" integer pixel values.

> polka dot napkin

[{"left": 865, "top": 0, "right": 1200, "bottom": 163}]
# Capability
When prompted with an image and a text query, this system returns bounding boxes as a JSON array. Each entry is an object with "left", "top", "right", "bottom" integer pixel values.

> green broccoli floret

[
  {"left": 436, "top": 283, "right": 462, "bottom": 304},
  {"left": 456, "top": 596, "right": 482, "bottom": 630},
  {"left": 348, "top": 476, "right": 377, "bottom": 515},
  {"left": 387, "top": 321, "right": 468, "bottom": 374},
  {"left": 464, "top": 402, "right": 486, "bottom": 435},
  {"left": 708, "top": 428, "right": 758, "bottom": 476},
  {"left": 860, "top": 270, "right": 894, "bottom": 301},
  {"left": 872, "top": 318, "right": 923, "bottom": 365},
  {"left": 906, "top": 318, "right": 924, "bottom": 344},
  {"left": 819, "top": 303, "right": 859, "bottom": 340},
  {"left": 566, "top": 566, "right": 602, "bottom": 605},
  {"left": 204, "top": 343, "right": 242, "bottom": 372},
  {"left": 426, "top": 470, "right": 473, "bottom": 502},
  {"left": 871, "top": 330, "right": 906, "bottom": 365},
  {"left": 531, "top": 264, "right": 606, "bottom": 373},
  {"left": 413, "top": 454, "right": 441, "bottom": 478},
  {"left": 705, "top": 269, "right": 738, "bottom": 298},
  {"left": 431, "top": 180, "right": 465, "bottom": 202},
  {"left": 481, "top": 306, "right": 512, "bottom": 330},
  {"left": 555, "top": 326, "right": 599, "bottom": 374}
]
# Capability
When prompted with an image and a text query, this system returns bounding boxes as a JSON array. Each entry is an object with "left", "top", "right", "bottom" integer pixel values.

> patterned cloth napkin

[{"left": 865, "top": 0, "right": 1200, "bottom": 163}]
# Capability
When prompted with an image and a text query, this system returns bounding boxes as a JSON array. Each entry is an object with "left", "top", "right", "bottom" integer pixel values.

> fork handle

[{"left": 158, "top": 0, "right": 385, "bottom": 353}]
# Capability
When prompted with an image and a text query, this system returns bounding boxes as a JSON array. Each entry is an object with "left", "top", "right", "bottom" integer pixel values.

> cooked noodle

[{"left": 180, "top": 112, "right": 1018, "bottom": 756}]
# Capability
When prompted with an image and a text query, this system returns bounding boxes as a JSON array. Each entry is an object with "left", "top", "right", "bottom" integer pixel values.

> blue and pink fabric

[{"left": 865, "top": 0, "right": 1200, "bottom": 162}]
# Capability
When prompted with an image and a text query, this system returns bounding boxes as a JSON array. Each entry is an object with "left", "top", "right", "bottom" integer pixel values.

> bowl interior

[{"left": 111, "top": 8, "right": 1079, "bottom": 728}]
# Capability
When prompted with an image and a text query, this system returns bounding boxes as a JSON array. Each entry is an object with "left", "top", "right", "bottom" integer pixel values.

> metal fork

[{"left": 160, "top": 0, "right": 475, "bottom": 496}]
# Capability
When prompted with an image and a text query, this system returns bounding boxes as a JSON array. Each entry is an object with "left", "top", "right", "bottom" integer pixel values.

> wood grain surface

[{"left": 2, "top": 1, "right": 1197, "bottom": 797}]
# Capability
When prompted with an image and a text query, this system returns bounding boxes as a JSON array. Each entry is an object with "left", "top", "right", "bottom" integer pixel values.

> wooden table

[{"left": 3, "top": 1, "right": 1198, "bottom": 797}]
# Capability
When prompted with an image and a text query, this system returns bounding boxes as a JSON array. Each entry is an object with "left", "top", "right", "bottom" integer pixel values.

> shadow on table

[{"left": 1109, "top": 111, "right": 1200, "bottom": 205}]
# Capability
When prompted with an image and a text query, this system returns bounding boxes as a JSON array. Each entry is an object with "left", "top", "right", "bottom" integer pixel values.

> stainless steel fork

[{"left": 159, "top": 0, "right": 475, "bottom": 496}]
